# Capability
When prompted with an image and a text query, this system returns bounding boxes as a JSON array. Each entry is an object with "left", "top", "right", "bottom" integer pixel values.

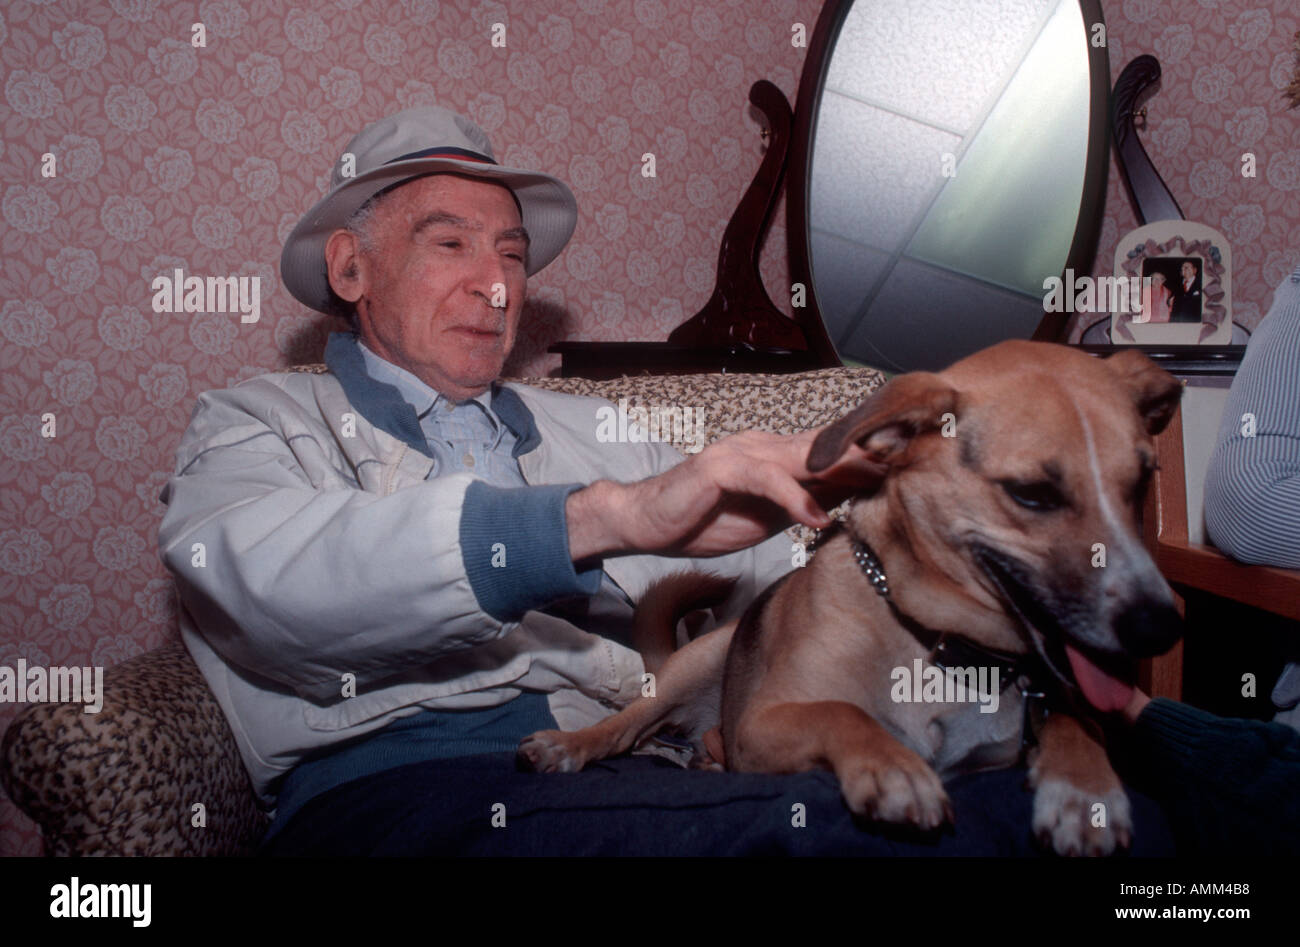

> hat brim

[{"left": 280, "top": 156, "right": 577, "bottom": 315}]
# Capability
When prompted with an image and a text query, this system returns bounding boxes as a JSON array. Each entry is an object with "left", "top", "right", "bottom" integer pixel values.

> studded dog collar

[{"left": 808, "top": 516, "right": 1046, "bottom": 700}]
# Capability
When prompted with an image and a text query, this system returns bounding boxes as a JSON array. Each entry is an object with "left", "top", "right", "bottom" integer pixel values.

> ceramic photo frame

[{"left": 1111, "top": 220, "right": 1232, "bottom": 345}]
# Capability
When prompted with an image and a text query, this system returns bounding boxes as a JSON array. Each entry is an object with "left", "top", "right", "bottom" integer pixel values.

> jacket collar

[
  {"left": 354, "top": 335, "right": 496, "bottom": 428},
  {"left": 323, "top": 331, "right": 540, "bottom": 459}
]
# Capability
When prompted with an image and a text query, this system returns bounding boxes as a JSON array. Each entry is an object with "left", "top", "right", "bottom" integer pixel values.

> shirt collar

[
  {"left": 355, "top": 337, "right": 497, "bottom": 427},
  {"left": 322, "top": 331, "right": 541, "bottom": 459}
]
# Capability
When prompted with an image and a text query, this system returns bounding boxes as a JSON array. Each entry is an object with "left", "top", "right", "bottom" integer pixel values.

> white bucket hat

[{"left": 280, "top": 105, "right": 578, "bottom": 315}]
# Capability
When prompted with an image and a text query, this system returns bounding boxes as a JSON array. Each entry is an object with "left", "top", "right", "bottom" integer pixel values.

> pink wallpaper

[
  {"left": 1076, "top": 0, "right": 1300, "bottom": 341},
  {"left": 0, "top": 0, "right": 1296, "bottom": 855}
]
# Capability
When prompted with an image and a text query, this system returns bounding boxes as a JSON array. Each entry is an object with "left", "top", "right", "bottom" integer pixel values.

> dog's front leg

[
  {"left": 516, "top": 621, "right": 736, "bottom": 774},
  {"left": 1028, "top": 712, "right": 1132, "bottom": 856},
  {"left": 732, "top": 701, "right": 953, "bottom": 830}
]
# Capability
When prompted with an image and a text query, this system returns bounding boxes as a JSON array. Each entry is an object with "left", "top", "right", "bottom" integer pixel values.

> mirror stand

[
  {"left": 1076, "top": 53, "right": 1249, "bottom": 374},
  {"left": 550, "top": 82, "right": 839, "bottom": 379}
]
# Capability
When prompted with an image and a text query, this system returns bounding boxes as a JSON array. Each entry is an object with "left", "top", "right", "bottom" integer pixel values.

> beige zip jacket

[{"left": 158, "top": 332, "right": 794, "bottom": 807}]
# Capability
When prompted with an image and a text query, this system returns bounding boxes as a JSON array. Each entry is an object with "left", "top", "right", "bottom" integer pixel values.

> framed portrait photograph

[{"left": 1111, "top": 221, "right": 1233, "bottom": 345}]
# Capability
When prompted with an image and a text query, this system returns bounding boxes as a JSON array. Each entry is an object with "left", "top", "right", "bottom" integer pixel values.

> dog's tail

[{"left": 633, "top": 571, "right": 737, "bottom": 675}]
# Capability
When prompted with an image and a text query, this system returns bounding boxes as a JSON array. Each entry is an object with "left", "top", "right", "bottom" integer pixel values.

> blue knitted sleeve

[{"left": 458, "top": 479, "right": 604, "bottom": 622}]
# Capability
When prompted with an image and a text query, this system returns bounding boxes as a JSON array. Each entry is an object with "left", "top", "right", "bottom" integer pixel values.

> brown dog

[{"left": 517, "top": 340, "right": 1185, "bottom": 856}]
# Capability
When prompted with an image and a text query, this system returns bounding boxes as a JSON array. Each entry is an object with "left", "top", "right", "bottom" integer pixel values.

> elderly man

[{"left": 159, "top": 106, "right": 876, "bottom": 854}]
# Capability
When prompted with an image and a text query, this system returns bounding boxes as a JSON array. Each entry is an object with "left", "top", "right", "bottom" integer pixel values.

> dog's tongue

[{"left": 1065, "top": 645, "right": 1133, "bottom": 713}]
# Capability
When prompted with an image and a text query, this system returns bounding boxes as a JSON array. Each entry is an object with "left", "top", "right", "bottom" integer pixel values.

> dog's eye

[
  {"left": 1001, "top": 480, "right": 1065, "bottom": 512},
  {"left": 1130, "top": 461, "right": 1159, "bottom": 504}
]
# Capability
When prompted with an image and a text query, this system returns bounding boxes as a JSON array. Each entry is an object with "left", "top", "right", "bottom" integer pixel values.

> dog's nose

[{"left": 1114, "top": 598, "right": 1183, "bottom": 656}]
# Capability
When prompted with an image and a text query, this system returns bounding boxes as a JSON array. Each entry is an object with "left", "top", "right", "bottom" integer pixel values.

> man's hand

[{"left": 566, "top": 427, "right": 884, "bottom": 562}]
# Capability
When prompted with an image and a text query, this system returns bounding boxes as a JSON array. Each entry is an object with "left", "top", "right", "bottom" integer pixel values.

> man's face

[
  {"left": 335, "top": 174, "right": 529, "bottom": 400},
  {"left": 1181, "top": 261, "right": 1195, "bottom": 282}
]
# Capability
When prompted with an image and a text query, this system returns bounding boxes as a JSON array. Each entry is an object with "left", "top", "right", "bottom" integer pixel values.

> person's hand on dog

[{"left": 567, "top": 427, "right": 884, "bottom": 561}]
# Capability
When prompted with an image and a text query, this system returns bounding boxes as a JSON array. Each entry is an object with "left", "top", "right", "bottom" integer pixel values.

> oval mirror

[{"left": 790, "top": 0, "right": 1111, "bottom": 373}]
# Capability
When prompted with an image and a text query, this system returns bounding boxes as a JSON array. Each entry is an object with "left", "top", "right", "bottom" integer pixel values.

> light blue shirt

[{"left": 356, "top": 339, "right": 527, "bottom": 488}]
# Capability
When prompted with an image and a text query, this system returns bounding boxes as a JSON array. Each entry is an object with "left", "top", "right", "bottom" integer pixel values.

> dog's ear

[
  {"left": 806, "top": 372, "right": 960, "bottom": 472},
  {"left": 1105, "top": 349, "right": 1184, "bottom": 436}
]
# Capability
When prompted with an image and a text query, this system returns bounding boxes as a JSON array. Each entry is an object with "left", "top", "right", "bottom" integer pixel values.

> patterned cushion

[
  {"left": 508, "top": 366, "right": 889, "bottom": 545},
  {"left": 511, "top": 366, "right": 886, "bottom": 438},
  {"left": 0, "top": 365, "right": 886, "bottom": 855},
  {"left": 1, "top": 640, "right": 267, "bottom": 855}
]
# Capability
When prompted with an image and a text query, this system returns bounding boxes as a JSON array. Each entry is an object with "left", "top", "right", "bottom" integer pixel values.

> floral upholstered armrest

[{"left": 1, "top": 640, "right": 268, "bottom": 855}]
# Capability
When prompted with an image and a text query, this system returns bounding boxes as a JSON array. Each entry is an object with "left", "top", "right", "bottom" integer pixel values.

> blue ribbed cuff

[{"left": 459, "top": 480, "right": 604, "bottom": 621}]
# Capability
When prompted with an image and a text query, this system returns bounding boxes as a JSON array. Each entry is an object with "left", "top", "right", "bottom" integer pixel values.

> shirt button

[
  {"left": 462, "top": 453, "right": 475, "bottom": 468},
  {"left": 444, "top": 401, "right": 455, "bottom": 413}
]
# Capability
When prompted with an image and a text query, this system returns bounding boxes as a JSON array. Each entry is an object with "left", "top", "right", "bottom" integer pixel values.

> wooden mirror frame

[{"left": 786, "top": 0, "right": 1115, "bottom": 357}]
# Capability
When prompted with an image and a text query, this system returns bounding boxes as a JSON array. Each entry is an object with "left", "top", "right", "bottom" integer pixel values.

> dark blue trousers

[{"left": 259, "top": 752, "right": 1176, "bottom": 856}]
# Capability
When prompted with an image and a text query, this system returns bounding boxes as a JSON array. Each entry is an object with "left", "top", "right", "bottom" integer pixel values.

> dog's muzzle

[{"left": 969, "top": 543, "right": 1169, "bottom": 714}]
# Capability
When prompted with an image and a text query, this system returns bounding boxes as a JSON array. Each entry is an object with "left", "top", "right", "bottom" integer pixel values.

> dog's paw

[
  {"left": 516, "top": 730, "right": 587, "bottom": 774},
  {"left": 688, "top": 749, "right": 724, "bottom": 772},
  {"left": 837, "top": 750, "right": 953, "bottom": 831},
  {"left": 1031, "top": 778, "right": 1132, "bottom": 856}
]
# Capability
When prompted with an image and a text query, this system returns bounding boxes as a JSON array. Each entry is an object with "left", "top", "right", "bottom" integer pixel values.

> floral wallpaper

[
  {"left": 0, "top": 0, "right": 1296, "bottom": 854},
  {"left": 1071, "top": 0, "right": 1300, "bottom": 341}
]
